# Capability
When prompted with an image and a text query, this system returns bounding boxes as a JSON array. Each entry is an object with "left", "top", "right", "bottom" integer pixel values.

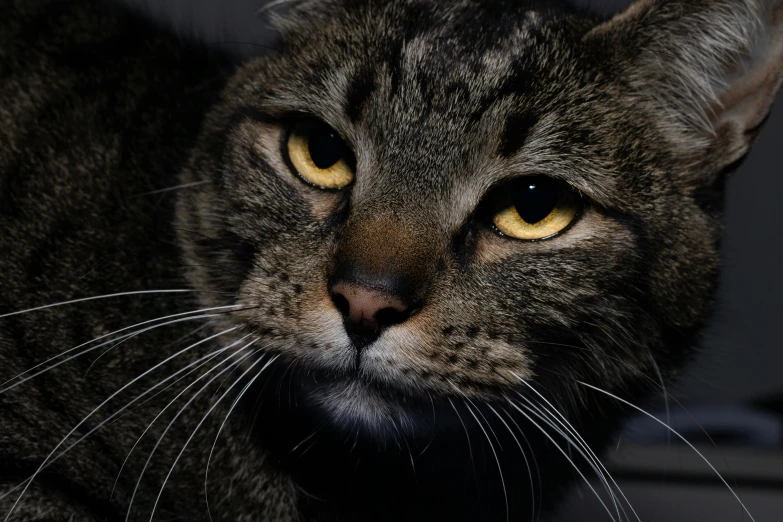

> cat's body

[
  {"left": 1, "top": 0, "right": 781, "bottom": 521},
  {"left": 0, "top": 1, "right": 300, "bottom": 519}
]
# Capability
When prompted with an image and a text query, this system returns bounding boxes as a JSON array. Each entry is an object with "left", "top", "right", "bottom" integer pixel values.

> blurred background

[{"left": 121, "top": 0, "right": 783, "bottom": 519}]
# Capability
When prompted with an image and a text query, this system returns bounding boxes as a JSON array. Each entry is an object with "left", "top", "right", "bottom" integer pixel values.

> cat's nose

[{"left": 330, "top": 281, "right": 411, "bottom": 349}]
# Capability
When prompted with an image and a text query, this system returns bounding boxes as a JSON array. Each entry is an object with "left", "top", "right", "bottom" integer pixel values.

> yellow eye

[
  {"left": 492, "top": 176, "right": 580, "bottom": 240},
  {"left": 286, "top": 120, "right": 354, "bottom": 189}
]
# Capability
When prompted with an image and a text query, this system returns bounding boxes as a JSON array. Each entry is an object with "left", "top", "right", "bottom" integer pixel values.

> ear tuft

[{"left": 590, "top": 0, "right": 783, "bottom": 172}]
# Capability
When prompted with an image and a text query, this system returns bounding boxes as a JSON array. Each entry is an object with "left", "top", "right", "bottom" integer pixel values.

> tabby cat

[{"left": 1, "top": 0, "right": 781, "bottom": 520}]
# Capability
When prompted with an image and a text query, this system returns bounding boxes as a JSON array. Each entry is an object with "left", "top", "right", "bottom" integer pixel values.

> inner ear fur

[{"left": 588, "top": 0, "right": 783, "bottom": 178}]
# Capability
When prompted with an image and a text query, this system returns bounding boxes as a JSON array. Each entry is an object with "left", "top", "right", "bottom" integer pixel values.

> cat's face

[{"left": 177, "top": 0, "right": 780, "bottom": 436}]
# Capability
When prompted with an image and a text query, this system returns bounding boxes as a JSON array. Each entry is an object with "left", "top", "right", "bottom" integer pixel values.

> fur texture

[{"left": 1, "top": 0, "right": 781, "bottom": 520}]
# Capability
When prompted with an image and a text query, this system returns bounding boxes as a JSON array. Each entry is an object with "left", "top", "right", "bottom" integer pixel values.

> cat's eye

[
  {"left": 286, "top": 120, "right": 355, "bottom": 189},
  {"left": 490, "top": 176, "right": 580, "bottom": 240}
]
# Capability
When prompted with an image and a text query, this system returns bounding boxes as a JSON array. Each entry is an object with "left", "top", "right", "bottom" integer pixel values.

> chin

[{"left": 300, "top": 372, "right": 436, "bottom": 441}]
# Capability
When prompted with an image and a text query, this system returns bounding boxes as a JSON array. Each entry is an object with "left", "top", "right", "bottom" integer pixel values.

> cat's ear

[
  {"left": 587, "top": 0, "right": 783, "bottom": 176},
  {"left": 258, "top": 0, "right": 329, "bottom": 34}
]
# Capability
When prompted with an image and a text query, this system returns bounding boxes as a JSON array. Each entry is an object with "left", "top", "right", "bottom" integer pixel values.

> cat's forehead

[
  {"left": 256, "top": 0, "right": 626, "bottom": 217},
  {"left": 278, "top": 0, "right": 580, "bottom": 113}
]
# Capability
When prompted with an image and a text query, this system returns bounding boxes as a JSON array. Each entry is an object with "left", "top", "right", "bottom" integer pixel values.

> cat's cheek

[
  {"left": 248, "top": 266, "right": 384, "bottom": 373},
  {"left": 362, "top": 314, "right": 534, "bottom": 399}
]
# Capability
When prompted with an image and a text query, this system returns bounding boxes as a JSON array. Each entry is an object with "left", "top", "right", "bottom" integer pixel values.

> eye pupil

[
  {"left": 513, "top": 176, "right": 559, "bottom": 224},
  {"left": 307, "top": 125, "right": 344, "bottom": 169}
]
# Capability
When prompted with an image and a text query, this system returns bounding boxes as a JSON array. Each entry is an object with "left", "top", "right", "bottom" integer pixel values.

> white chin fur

[{"left": 311, "top": 380, "right": 417, "bottom": 437}]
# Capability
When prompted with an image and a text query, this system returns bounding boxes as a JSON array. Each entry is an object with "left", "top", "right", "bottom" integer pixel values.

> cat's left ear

[{"left": 587, "top": 0, "right": 783, "bottom": 176}]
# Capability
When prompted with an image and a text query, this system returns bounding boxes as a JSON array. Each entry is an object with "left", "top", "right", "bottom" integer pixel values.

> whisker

[
  {"left": 210, "top": 352, "right": 249, "bottom": 399},
  {"left": 0, "top": 337, "right": 249, "bottom": 505},
  {"left": 647, "top": 354, "right": 672, "bottom": 490},
  {"left": 82, "top": 311, "right": 244, "bottom": 378},
  {"left": 463, "top": 400, "right": 509, "bottom": 522},
  {"left": 577, "top": 381, "right": 757, "bottom": 522},
  {"left": 530, "top": 349, "right": 743, "bottom": 499},
  {"left": 513, "top": 392, "right": 629, "bottom": 522},
  {"left": 648, "top": 355, "right": 671, "bottom": 450},
  {"left": 0, "top": 309, "right": 247, "bottom": 396},
  {"left": 497, "top": 407, "right": 543, "bottom": 522},
  {"left": 1, "top": 305, "right": 243, "bottom": 389},
  {"left": 110, "top": 334, "right": 255, "bottom": 499},
  {"left": 287, "top": 429, "right": 320, "bottom": 457},
  {"left": 486, "top": 403, "right": 537, "bottom": 522},
  {"left": 148, "top": 353, "right": 280, "bottom": 522},
  {"left": 176, "top": 228, "right": 271, "bottom": 277},
  {"left": 0, "top": 289, "right": 233, "bottom": 319},
  {"left": 129, "top": 180, "right": 212, "bottom": 197},
  {"left": 114, "top": 331, "right": 234, "bottom": 423},
  {"left": 204, "top": 353, "right": 281, "bottom": 521},
  {"left": 1, "top": 326, "right": 239, "bottom": 521},
  {"left": 506, "top": 399, "right": 620, "bottom": 522},
  {"left": 514, "top": 377, "right": 637, "bottom": 522},
  {"left": 288, "top": 422, "right": 323, "bottom": 462},
  {"left": 124, "top": 342, "right": 264, "bottom": 520},
  {"left": 448, "top": 399, "right": 477, "bottom": 482}
]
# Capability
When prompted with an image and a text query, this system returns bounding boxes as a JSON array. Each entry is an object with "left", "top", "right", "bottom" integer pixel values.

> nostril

[
  {"left": 331, "top": 291, "right": 351, "bottom": 319},
  {"left": 374, "top": 306, "right": 410, "bottom": 328},
  {"left": 329, "top": 281, "right": 413, "bottom": 350}
]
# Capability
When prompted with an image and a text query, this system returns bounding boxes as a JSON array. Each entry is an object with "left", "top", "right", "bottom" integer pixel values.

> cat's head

[{"left": 177, "top": 0, "right": 783, "bottom": 436}]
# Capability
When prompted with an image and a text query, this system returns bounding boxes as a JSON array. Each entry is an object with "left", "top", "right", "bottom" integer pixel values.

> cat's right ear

[{"left": 586, "top": 0, "right": 783, "bottom": 179}]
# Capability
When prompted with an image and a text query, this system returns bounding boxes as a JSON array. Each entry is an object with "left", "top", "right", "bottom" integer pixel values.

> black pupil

[
  {"left": 307, "top": 125, "right": 344, "bottom": 169},
  {"left": 512, "top": 176, "right": 560, "bottom": 224}
]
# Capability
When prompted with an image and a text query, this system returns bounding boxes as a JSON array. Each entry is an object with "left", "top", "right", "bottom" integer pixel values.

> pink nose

[
  {"left": 330, "top": 282, "right": 410, "bottom": 348},
  {"left": 331, "top": 282, "right": 408, "bottom": 327}
]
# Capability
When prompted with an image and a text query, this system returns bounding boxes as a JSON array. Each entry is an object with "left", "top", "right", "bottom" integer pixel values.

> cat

[{"left": 1, "top": 0, "right": 781, "bottom": 520}]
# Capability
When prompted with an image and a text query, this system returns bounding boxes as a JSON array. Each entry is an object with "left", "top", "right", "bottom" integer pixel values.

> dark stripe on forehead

[
  {"left": 497, "top": 57, "right": 537, "bottom": 100},
  {"left": 499, "top": 112, "right": 538, "bottom": 158},
  {"left": 344, "top": 66, "right": 377, "bottom": 122},
  {"left": 378, "top": 0, "right": 439, "bottom": 97}
]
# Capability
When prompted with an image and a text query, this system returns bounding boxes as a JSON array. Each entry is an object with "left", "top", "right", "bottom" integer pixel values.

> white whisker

[
  {"left": 0, "top": 336, "right": 247, "bottom": 504},
  {"left": 0, "top": 289, "right": 230, "bottom": 319},
  {"left": 648, "top": 355, "right": 671, "bottom": 451},
  {"left": 131, "top": 180, "right": 212, "bottom": 197},
  {"left": 124, "top": 342, "right": 264, "bottom": 520},
  {"left": 1, "top": 326, "right": 239, "bottom": 521},
  {"left": 110, "top": 333, "right": 229, "bottom": 425},
  {"left": 448, "top": 399, "right": 477, "bottom": 480},
  {"left": 203, "top": 353, "right": 280, "bottom": 521},
  {"left": 514, "top": 393, "right": 628, "bottom": 522},
  {"left": 464, "top": 400, "right": 509, "bottom": 522},
  {"left": 498, "top": 406, "right": 544, "bottom": 520},
  {"left": 577, "top": 381, "right": 757, "bottom": 522},
  {"left": 0, "top": 311, "right": 240, "bottom": 397},
  {"left": 506, "top": 399, "right": 620, "bottom": 522},
  {"left": 486, "top": 403, "right": 537, "bottom": 522},
  {"left": 1, "top": 305, "right": 242, "bottom": 388},
  {"left": 148, "top": 353, "right": 279, "bottom": 522},
  {"left": 514, "top": 376, "right": 638, "bottom": 522},
  {"left": 110, "top": 334, "right": 255, "bottom": 499}
]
